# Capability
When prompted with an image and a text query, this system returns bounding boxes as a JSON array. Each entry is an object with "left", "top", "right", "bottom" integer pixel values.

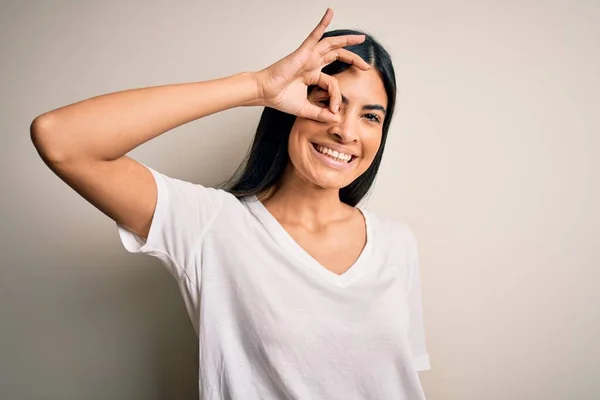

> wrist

[{"left": 242, "top": 71, "right": 267, "bottom": 107}]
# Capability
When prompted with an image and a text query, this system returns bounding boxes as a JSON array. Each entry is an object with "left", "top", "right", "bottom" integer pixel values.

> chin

[
  {"left": 312, "top": 179, "right": 350, "bottom": 191},
  {"left": 304, "top": 167, "right": 361, "bottom": 191}
]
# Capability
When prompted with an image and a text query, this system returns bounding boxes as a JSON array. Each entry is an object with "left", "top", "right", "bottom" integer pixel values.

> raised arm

[
  {"left": 30, "top": 7, "right": 369, "bottom": 240},
  {"left": 30, "top": 72, "right": 262, "bottom": 239}
]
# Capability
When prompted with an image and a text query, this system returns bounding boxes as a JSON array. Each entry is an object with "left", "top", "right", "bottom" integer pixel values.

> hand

[{"left": 254, "top": 8, "right": 371, "bottom": 123}]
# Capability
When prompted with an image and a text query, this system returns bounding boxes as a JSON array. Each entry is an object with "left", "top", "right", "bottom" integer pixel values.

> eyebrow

[{"left": 314, "top": 88, "right": 387, "bottom": 115}]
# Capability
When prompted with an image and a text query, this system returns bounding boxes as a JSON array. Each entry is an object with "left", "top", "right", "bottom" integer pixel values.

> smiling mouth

[{"left": 311, "top": 143, "right": 357, "bottom": 163}]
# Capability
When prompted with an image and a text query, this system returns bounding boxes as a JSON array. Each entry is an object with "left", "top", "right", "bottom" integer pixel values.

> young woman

[{"left": 31, "top": 8, "right": 431, "bottom": 399}]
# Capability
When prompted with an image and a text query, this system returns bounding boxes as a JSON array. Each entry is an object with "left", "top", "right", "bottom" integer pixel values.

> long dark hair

[{"left": 220, "top": 29, "right": 397, "bottom": 207}]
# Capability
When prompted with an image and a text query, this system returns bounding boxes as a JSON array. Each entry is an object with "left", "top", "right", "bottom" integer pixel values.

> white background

[{"left": 1, "top": 0, "right": 598, "bottom": 398}]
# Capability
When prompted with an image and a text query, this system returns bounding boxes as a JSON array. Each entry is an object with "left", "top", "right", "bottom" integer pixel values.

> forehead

[{"left": 313, "top": 66, "right": 388, "bottom": 108}]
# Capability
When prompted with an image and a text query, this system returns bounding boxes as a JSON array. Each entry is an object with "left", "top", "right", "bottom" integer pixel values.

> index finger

[
  {"left": 298, "top": 8, "right": 334, "bottom": 51},
  {"left": 317, "top": 35, "right": 367, "bottom": 55},
  {"left": 320, "top": 48, "right": 371, "bottom": 71}
]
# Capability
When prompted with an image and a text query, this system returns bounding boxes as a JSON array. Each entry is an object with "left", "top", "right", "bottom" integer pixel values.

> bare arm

[
  {"left": 30, "top": 8, "right": 367, "bottom": 240},
  {"left": 30, "top": 72, "right": 263, "bottom": 239},
  {"left": 31, "top": 72, "right": 262, "bottom": 164}
]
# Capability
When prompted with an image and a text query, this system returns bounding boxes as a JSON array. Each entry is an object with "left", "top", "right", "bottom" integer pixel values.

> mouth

[{"left": 311, "top": 142, "right": 358, "bottom": 168}]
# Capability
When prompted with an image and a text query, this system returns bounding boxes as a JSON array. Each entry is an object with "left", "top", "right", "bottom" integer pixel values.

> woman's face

[{"left": 286, "top": 66, "right": 388, "bottom": 191}]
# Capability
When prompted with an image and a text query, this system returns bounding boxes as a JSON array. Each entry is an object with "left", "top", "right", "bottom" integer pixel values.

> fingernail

[{"left": 334, "top": 104, "right": 339, "bottom": 113}]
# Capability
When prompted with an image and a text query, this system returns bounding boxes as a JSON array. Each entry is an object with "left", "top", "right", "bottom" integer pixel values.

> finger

[
  {"left": 301, "top": 101, "right": 341, "bottom": 124},
  {"left": 316, "top": 34, "right": 367, "bottom": 55},
  {"left": 299, "top": 73, "right": 342, "bottom": 123},
  {"left": 320, "top": 48, "right": 371, "bottom": 71},
  {"left": 298, "top": 8, "right": 334, "bottom": 51},
  {"left": 317, "top": 72, "right": 342, "bottom": 115}
]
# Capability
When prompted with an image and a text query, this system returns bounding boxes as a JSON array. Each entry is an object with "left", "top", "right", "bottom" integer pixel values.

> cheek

[
  {"left": 286, "top": 127, "right": 313, "bottom": 173},
  {"left": 288, "top": 120, "right": 318, "bottom": 158},
  {"left": 287, "top": 129, "right": 304, "bottom": 161},
  {"left": 362, "top": 132, "right": 383, "bottom": 162}
]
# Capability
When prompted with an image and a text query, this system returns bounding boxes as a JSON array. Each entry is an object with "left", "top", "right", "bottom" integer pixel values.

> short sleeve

[
  {"left": 405, "top": 229, "right": 432, "bottom": 372},
  {"left": 116, "top": 163, "right": 225, "bottom": 331}
]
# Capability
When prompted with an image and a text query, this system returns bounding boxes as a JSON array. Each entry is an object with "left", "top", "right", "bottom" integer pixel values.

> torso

[{"left": 118, "top": 165, "right": 429, "bottom": 399}]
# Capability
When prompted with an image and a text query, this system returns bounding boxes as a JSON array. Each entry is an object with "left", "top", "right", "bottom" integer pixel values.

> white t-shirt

[{"left": 117, "top": 165, "right": 431, "bottom": 399}]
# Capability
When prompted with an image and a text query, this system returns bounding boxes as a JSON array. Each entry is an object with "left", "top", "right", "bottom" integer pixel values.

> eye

[
  {"left": 317, "top": 99, "right": 330, "bottom": 106},
  {"left": 364, "top": 113, "right": 382, "bottom": 124}
]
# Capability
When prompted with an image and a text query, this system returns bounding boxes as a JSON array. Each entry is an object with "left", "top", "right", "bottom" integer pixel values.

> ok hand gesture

[{"left": 255, "top": 8, "right": 371, "bottom": 123}]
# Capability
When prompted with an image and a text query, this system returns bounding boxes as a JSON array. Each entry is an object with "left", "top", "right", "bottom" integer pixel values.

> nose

[{"left": 328, "top": 112, "right": 358, "bottom": 143}]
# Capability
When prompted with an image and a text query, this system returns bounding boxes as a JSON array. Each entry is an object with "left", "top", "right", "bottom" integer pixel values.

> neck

[{"left": 259, "top": 166, "right": 352, "bottom": 229}]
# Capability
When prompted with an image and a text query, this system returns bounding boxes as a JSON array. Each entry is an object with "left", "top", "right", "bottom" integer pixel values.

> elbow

[
  {"left": 30, "top": 111, "right": 53, "bottom": 140},
  {"left": 30, "top": 113, "right": 66, "bottom": 164}
]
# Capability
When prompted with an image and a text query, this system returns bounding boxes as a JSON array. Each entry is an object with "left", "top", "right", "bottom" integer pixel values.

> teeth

[{"left": 316, "top": 145, "right": 353, "bottom": 163}]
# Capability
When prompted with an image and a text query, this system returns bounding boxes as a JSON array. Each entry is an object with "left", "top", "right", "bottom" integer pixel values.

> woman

[{"left": 31, "top": 8, "right": 431, "bottom": 399}]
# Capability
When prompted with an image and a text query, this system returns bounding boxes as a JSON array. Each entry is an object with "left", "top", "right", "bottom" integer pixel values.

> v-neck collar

[{"left": 243, "top": 195, "right": 373, "bottom": 287}]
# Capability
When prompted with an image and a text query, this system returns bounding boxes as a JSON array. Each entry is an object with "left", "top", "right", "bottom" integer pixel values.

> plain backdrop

[{"left": 1, "top": 0, "right": 598, "bottom": 399}]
